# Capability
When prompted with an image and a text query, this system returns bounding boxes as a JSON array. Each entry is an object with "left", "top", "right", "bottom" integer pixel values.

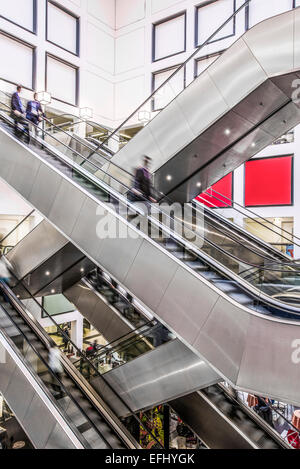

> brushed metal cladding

[
  {"left": 7, "top": 220, "right": 68, "bottom": 279},
  {"left": 108, "top": 8, "right": 300, "bottom": 201},
  {"left": 0, "top": 333, "right": 78, "bottom": 449},
  {"left": 124, "top": 239, "right": 179, "bottom": 311},
  {"left": 206, "top": 38, "right": 267, "bottom": 108},
  {"left": 243, "top": 11, "right": 295, "bottom": 77},
  {"left": 237, "top": 316, "right": 300, "bottom": 406},
  {"left": 22, "top": 394, "right": 58, "bottom": 448},
  {"left": 45, "top": 422, "right": 77, "bottom": 450},
  {"left": 64, "top": 281, "right": 132, "bottom": 341},
  {"left": 3, "top": 130, "right": 300, "bottom": 404},
  {"left": 193, "top": 296, "right": 251, "bottom": 384},
  {"left": 71, "top": 197, "right": 106, "bottom": 260},
  {"left": 98, "top": 224, "right": 144, "bottom": 284},
  {"left": 28, "top": 163, "right": 63, "bottom": 217},
  {"left": 175, "top": 70, "right": 229, "bottom": 137},
  {"left": 96, "top": 339, "right": 220, "bottom": 416},
  {"left": 170, "top": 392, "right": 253, "bottom": 449}
]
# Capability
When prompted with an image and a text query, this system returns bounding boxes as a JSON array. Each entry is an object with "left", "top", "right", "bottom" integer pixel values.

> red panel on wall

[
  {"left": 245, "top": 156, "right": 293, "bottom": 207},
  {"left": 196, "top": 173, "right": 233, "bottom": 208}
]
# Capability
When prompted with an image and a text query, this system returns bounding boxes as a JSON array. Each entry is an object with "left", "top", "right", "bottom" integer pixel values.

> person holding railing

[
  {"left": 11, "top": 85, "right": 30, "bottom": 143},
  {"left": 26, "top": 92, "right": 45, "bottom": 141}
]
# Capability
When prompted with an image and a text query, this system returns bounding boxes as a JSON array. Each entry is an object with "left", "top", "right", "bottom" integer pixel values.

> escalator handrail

[
  {"left": 6, "top": 268, "right": 164, "bottom": 448},
  {"left": 89, "top": 0, "right": 252, "bottom": 155},
  {"left": 0, "top": 281, "right": 109, "bottom": 449}
]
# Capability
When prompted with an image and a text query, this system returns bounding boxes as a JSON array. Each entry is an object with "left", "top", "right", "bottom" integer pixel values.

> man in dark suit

[
  {"left": 11, "top": 85, "right": 29, "bottom": 142},
  {"left": 132, "top": 156, "right": 157, "bottom": 203}
]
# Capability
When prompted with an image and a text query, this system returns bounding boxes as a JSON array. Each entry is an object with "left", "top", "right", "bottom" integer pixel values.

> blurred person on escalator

[{"left": 48, "top": 346, "right": 64, "bottom": 399}]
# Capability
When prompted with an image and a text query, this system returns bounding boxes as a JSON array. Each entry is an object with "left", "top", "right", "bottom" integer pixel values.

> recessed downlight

[
  {"left": 224, "top": 129, "right": 231, "bottom": 136},
  {"left": 45, "top": 271, "right": 50, "bottom": 276},
  {"left": 166, "top": 175, "right": 172, "bottom": 181}
]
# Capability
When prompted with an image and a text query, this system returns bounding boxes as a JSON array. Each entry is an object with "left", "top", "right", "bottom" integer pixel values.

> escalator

[
  {"left": 2, "top": 88, "right": 300, "bottom": 406},
  {"left": 2, "top": 220, "right": 294, "bottom": 449},
  {"left": 0, "top": 282, "right": 137, "bottom": 449},
  {"left": 170, "top": 385, "right": 289, "bottom": 449}
]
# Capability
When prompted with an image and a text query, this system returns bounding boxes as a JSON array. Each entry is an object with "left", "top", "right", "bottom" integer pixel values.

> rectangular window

[
  {"left": 196, "top": 173, "right": 233, "bottom": 208},
  {"left": 152, "top": 65, "right": 185, "bottom": 111},
  {"left": 46, "top": 54, "right": 78, "bottom": 106},
  {"left": 195, "top": 52, "right": 221, "bottom": 77},
  {"left": 0, "top": 32, "right": 35, "bottom": 89},
  {"left": 244, "top": 156, "right": 293, "bottom": 207},
  {"left": 47, "top": 1, "right": 79, "bottom": 56},
  {"left": 0, "top": 0, "right": 37, "bottom": 33},
  {"left": 153, "top": 12, "right": 186, "bottom": 62},
  {"left": 196, "top": 0, "right": 235, "bottom": 47}
]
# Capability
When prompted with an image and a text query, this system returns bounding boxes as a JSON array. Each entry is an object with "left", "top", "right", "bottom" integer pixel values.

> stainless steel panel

[
  {"left": 48, "top": 178, "right": 87, "bottom": 236},
  {"left": 98, "top": 222, "right": 143, "bottom": 283},
  {"left": 124, "top": 239, "right": 179, "bottom": 311},
  {"left": 7, "top": 220, "right": 68, "bottom": 279},
  {"left": 207, "top": 38, "right": 267, "bottom": 108},
  {"left": 111, "top": 126, "right": 164, "bottom": 175},
  {"left": 243, "top": 10, "right": 294, "bottom": 77},
  {"left": 0, "top": 343, "right": 16, "bottom": 395},
  {"left": 97, "top": 339, "right": 220, "bottom": 415},
  {"left": 294, "top": 7, "right": 300, "bottom": 70},
  {"left": 9, "top": 148, "right": 41, "bottom": 200},
  {"left": 176, "top": 70, "right": 229, "bottom": 137},
  {"left": 237, "top": 316, "right": 300, "bottom": 406},
  {"left": 22, "top": 393, "right": 57, "bottom": 448},
  {"left": 193, "top": 296, "right": 251, "bottom": 384},
  {"left": 156, "top": 266, "right": 219, "bottom": 346},
  {"left": 233, "top": 79, "right": 289, "bottom": 125},
  {"left": 28, "top": 163, "right": 63, "bottom": 217},
  {"left": 5, "top": 366, "right": 36, "bottom": 420},
  {"left": 171, "top": 392, "right": 253, "bottom": 449},
  {"left": 45, "top": 422, "right": 77, "bottom": 449}
]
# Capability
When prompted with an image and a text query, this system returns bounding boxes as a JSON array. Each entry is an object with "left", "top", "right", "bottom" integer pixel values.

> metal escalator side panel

[{"left": 0, "top": 328, "right": 83, "bottom": 449}]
